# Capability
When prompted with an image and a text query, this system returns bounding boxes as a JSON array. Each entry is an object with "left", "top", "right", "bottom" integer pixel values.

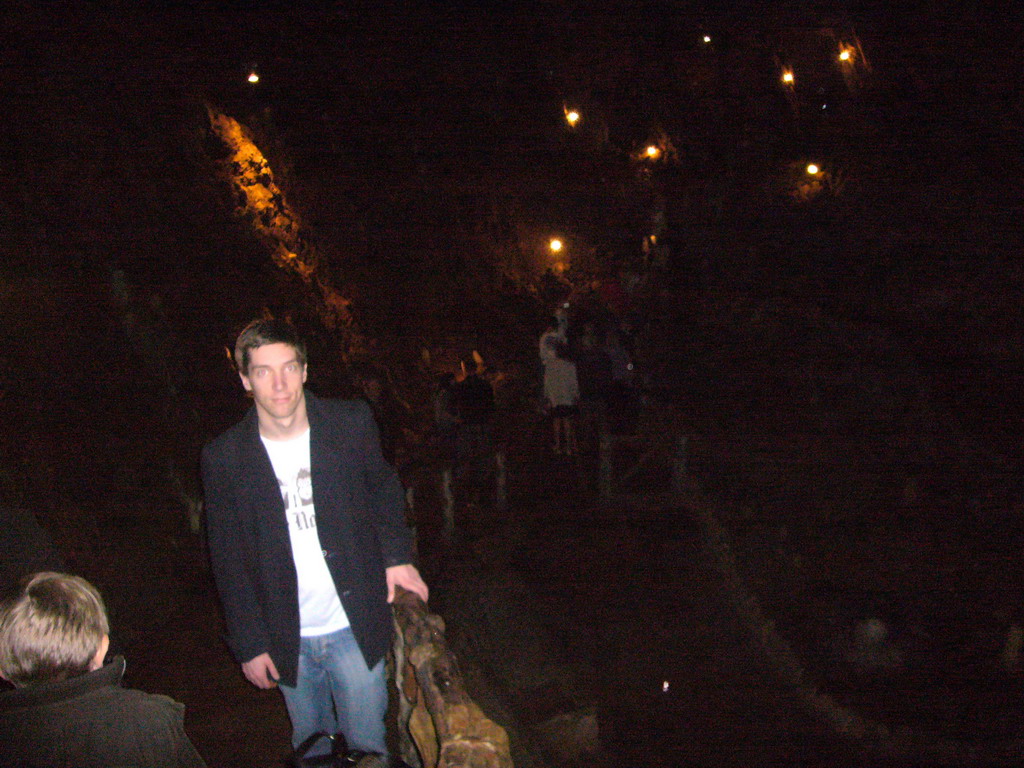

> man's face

[{"left": 240, "top": 343, "right": 308, "bottom": 424}]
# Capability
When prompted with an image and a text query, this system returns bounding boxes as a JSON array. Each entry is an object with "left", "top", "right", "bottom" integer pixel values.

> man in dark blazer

[{"left": 201, "top": 319, "right": 428, "bottom": 758}]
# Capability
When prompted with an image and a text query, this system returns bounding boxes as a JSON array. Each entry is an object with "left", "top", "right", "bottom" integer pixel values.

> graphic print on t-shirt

[
  {"left": 262, "top": 430, "right": 349, "bottom": 635},
  {"left": 280, "top": 468, "right": 316, "bottom": 531}
]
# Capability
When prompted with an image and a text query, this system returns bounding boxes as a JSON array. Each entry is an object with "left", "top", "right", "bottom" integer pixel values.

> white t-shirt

[{"left": 261, "top": 428, "right": 349, "bottom": 636}]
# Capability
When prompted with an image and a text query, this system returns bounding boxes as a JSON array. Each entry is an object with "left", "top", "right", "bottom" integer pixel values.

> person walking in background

[
  {"left": 201, "top": 318, "right": 428, "bottom": 761},
  {"left": 453, "top": 358, "right": 496, "bottom": 502},
  {"left": 353, "top": 365, "right": 404, "bottom": 468},
  {"left": 0, "top": 571, "right": 207, "bottom": 768},
  {"left": 572, "top": 322, "right": 612, "bottom": 450},
  {"left": 431, "top": 372, "right": 460, "bottom": 468},
  {"left": 539, "top": 316, "right": 579, "bottom": 456},
  {"left": 604, "top": 327, "right": 637, "bottom": 426}
]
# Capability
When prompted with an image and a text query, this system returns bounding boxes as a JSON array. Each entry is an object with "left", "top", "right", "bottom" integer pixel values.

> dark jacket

[
  {"left": 453, "top": 374, "right": 495, "bottom": 426},
  {"left": 0, "top": 656, "right": 206, "bottom": 768},
  {"left": 201, "top": 392, "right": 413, "bottom": 687}
]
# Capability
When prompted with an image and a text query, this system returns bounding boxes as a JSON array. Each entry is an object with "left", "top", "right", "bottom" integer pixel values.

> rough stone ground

[
  {"left": 423, "top": 404, "right": 1024, "bottom": 768},
  {"left": 436, "top": 413, "right": 847, "bottom": 768}
]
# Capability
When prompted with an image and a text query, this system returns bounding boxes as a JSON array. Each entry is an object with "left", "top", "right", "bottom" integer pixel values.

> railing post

[
  {"left": 671, "top": 434, "right": 688, "bottom": 495},
  {"left": 494, "top": 449, "right": 507, "bottom": 512},
  {"left": 598, "top": 428, "right": 612, "bottom": 499},
  {"left": 441, "top": 468, "right": 455, "bottom": 541}
]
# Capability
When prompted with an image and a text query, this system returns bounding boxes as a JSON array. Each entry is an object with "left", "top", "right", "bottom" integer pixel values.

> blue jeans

[{"left": 279, "top": 627, "right": 388, "bottom": 757}]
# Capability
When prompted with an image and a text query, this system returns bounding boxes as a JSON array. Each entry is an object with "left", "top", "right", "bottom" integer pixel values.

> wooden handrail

[{"left": 391, "top": 587, "right": 514, "bottom": 768}]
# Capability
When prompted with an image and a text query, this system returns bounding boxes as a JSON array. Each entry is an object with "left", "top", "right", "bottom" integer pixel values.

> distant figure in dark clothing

[
  {"left": 0, "top": 507, "right": 63, "bottom": 595},
  {"left": 355, "top": 367, "right": 403, "bottom": 467},
  {"left": 455, "top": 364, "right": 495, "bottom": 428},
  {"left": 573, "top": 323, "right": 613, "bottom": 447},
  {"left": 604, "top": 329, "right": 638, "bottom": 427},
  {"left": 432, "top": 373, "right": 460, "bottom": 466},
  {"left": 540, "top": 267, "right": 570, "bottom": 307},
  {"left": 453, "top": 361, "right": 496, "bottom": 495},
  {"left": 597, "top": 269, "right": 628, "bottom": 318},
  {"left": 0, "top": 571, "right": 207, "bottom": 767}
]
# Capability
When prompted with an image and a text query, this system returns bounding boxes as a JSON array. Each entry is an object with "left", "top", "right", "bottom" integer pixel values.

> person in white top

[{"left": 539, "top": 316, "right": 580, "bottom": 455}]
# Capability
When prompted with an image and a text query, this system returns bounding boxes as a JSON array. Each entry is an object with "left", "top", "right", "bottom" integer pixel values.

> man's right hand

[{"left": 241, "top": 652, "right": 280, "bottom": 689}]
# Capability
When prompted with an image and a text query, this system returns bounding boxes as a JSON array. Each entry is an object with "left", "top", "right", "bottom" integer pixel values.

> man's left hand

[{"left": 386, "top": 564, "right": 429, "bottom": 604}]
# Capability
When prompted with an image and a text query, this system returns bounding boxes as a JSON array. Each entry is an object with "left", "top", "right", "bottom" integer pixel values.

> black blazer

[{"left": 201, "top": 392, "right": 413, "bottom": 687}]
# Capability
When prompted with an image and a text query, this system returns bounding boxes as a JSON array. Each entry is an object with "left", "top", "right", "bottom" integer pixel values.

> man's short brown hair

[
  {"left": 233, "top": 318, "right": 307, "bottom": 375},
  {"left": 0, "top": 572, "right": 109, "bottom": 687}
]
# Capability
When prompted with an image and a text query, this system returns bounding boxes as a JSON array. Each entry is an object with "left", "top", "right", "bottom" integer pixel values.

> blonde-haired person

[{"left": 0, "top": 572, "right": 206, "bottom": 768}]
